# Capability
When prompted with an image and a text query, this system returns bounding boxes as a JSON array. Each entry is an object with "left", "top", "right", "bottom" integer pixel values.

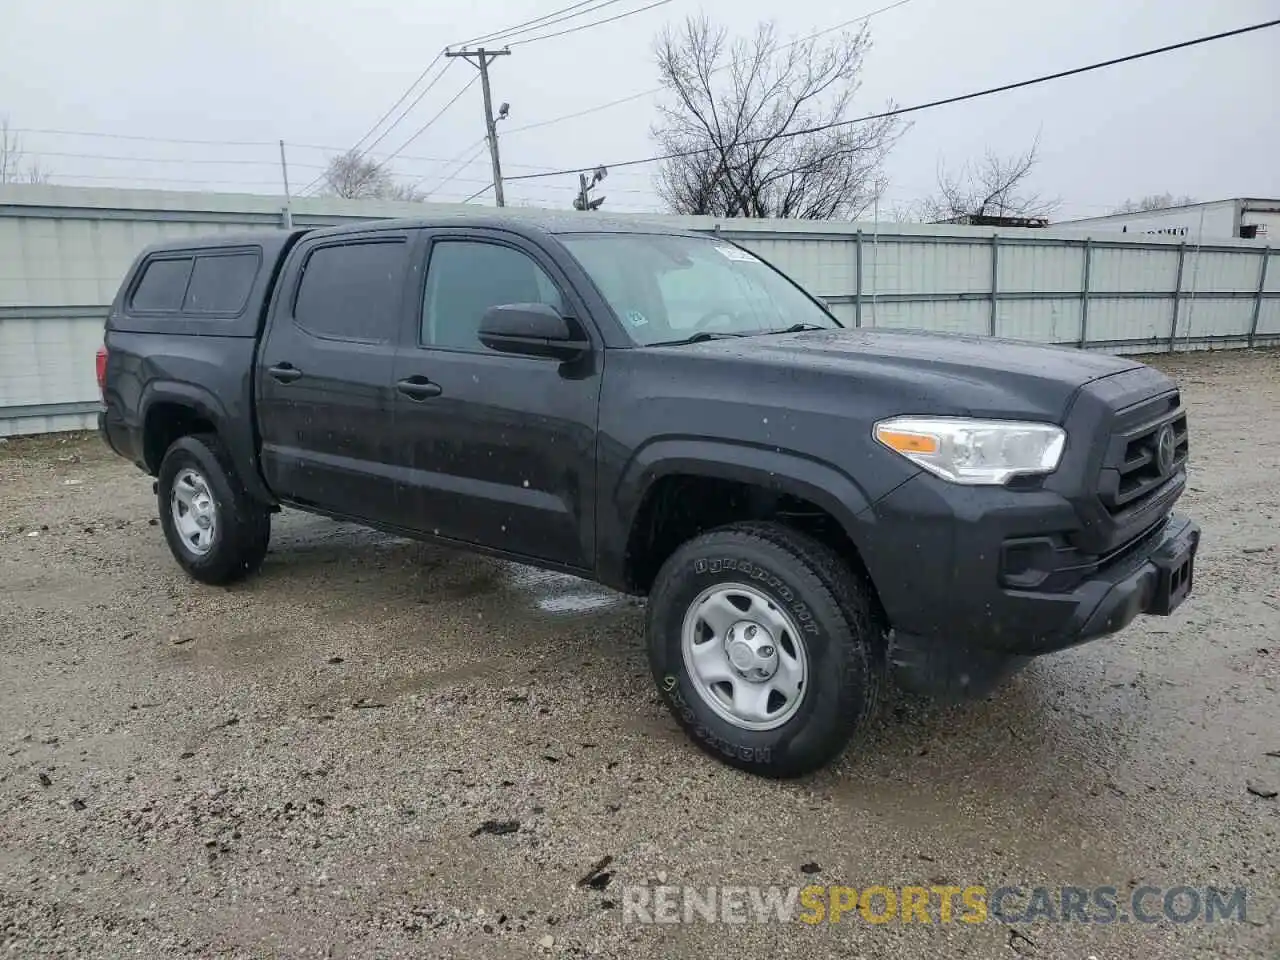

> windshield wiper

[
  {"left": 762, "top": 322, "right": 828, "bottom": 335},
  {"left": 649, "top": 331, "right": 749, "bottom": 346}
]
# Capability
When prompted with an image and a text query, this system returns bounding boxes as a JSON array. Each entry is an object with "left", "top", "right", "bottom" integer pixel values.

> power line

[
  {"left": 455, "top": 0, "right": 600, "bottom": 47},
  {"left": 462, "top": 182, "right": 494, "bottom": 203},
  {"left": 506, "top": 16, "right": 1280, "bottom": 182},
  {"left": 347, "top": 49, "right": 447, "bottom": 154},
  {"left": 30, "top": 150, "right": 323, "bottom": 168},
  {"left": 421, "top": 144, "right": 490, "bottom": 198},
  {"left": 301, "top": 73, "right": 480, "bottom": 196},
  {"left": 333, "top": 1, "right": 636, "bottom": 185},
  {"left": 504, "top": 90, "right": 657, "bottom": 136},
  {"left": 353, "top": 61, "right": 456, "bottom": 159},
  {"left": 379, "top": 74, "right": 481, "bottom": 167},
  {"left": 13, "top": 138, "right": 647, "bottom": 177},
  {"left": 413, "top": 137, "right": 488, "bottom": 192},
  {"left": 39, "top": 172, "right": 287, "bottom": 187},
  {"left": 10, "top": 128, "right": 292, "bottom": 147},
  {"left": 22, "top": 144, "right": 531, "bottom": 187},
  {"left": 503, "top": 0, "right": 910, "bottom": 135},
  {"left": 297, "top": 59, "right": 459, "bottom": 195},
  {"left": 511, "top": 0, "right": 673, "bottom": 46},
  {"left": 465, "top": 0, "right": 634, "bottom": 47}
]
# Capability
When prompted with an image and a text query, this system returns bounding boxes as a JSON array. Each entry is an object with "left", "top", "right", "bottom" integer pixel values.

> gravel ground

[{"left": 1, "top": 348, "right": 1278, "bottom": 959}]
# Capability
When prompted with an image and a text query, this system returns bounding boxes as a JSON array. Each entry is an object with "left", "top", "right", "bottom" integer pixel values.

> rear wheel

[
  {"left": 156, "top": 434, "right": 270, "bottom": 585},
  {"left": 646, "top": 522, "right": 885, "bottom": 778}
]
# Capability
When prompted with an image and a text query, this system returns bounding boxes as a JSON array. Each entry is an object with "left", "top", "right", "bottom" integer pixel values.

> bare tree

[
  {"left": 651, "top": 16, "right": 903, "bottom": 220},
  {"left": 321, "top": 149, "right": 422, "bottom": 201},
  {"left": 1, "top": 116, "right": 50, "bottom": 185},
  {"left": 24, "top": 161, "right": 50, "bottom": 185},
  {"left": 1113, "top": 192, "right": 1195, "bottom": 214},
  {"left": 914, "top": 138, "right": 1059, "bottom": 223}
]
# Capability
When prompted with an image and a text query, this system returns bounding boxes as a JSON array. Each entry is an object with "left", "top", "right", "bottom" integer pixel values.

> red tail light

[{"left": 95, "top": 346, "right": 108, "bottom": 398}]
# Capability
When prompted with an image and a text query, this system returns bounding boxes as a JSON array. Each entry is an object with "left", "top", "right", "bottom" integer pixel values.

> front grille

[{"left": 1097, "top": 391, "right": 1188, "bottom": 518}]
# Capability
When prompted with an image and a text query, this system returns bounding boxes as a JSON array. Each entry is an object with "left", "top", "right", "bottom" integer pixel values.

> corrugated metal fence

[{"left": 2, "top": 184, "right": 1278, "bottom": 436}]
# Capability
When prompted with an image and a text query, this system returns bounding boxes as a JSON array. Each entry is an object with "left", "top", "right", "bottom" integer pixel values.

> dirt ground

[{"left": 1, "top": 349, "right": 1277, "bottom": 959}]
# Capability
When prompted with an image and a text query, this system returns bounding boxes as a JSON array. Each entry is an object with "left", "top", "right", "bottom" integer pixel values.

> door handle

[
  {"left": 396, "top": 376, "right": 443, "bottom": 400},
  {"left": 267, "top": 363, "right": 303, "bottom": 384}
]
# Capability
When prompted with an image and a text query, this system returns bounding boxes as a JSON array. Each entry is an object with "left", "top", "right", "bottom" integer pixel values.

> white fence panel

[
  {"left": 865, "top": 298, "right": 989, "bottom": 334},
  {"left": 1086, "top": 297, "right": 1172, "bottom": 346},
  {"left": 1, "top": 184, "right": 1277, "bottom": 435},
  {"left": 998, "top": 242, "right": 1083, "bottom": 293},
  {"left": 1090, "top": 246, "right": 1179, "bottom": 293},
  {"left": 997, "top": 298, "right": 1083, "bottom": 344}
]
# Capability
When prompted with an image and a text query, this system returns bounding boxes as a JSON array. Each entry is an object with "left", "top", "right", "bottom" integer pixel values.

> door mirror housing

[{"left": 478, "top": 303, "right": 590, "bottom": 361}]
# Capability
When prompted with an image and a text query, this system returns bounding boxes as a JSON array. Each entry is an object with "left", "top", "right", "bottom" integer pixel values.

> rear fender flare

[{"left": 139, "top": 380, "right": 275, "bottom": 505}]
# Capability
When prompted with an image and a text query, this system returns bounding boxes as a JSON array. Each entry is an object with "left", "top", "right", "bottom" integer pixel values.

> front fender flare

[{"left": 602, "top": 437, "right": 889, "bottom": 591}]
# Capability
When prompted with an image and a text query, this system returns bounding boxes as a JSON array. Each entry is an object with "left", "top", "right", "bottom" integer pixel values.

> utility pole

[
  {"left": 446, "top": 47, "right": 511, "bottom": 207},
  {"left": 278, "top": 139, "right": 293, "bottom": 229}
]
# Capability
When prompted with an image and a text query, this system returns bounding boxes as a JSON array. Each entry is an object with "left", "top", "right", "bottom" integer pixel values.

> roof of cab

[
  {"left": 300, "top": 211, "right": 708, "bottom": 242},
  {"left": 130, "top": 212, "right": 709, "bottom": 259},
  {"left": 132, "top": 228, "right": 309, "bottom": 260}
]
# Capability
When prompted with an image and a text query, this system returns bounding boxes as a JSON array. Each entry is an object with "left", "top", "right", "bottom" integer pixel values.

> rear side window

[
  {"left": 183, "top": 252, "right": 259, "bottom": 314},
  {"left": 293, "top": 240, "right": 408, "bottom": 342},
  {"left": 130, "top": 257, "right": 193, "bottom": 312}
]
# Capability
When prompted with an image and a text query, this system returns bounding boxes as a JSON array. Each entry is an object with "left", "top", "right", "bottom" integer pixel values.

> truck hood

[{"left": 661, "top": 326, "right": 1145, "bottom": 420}]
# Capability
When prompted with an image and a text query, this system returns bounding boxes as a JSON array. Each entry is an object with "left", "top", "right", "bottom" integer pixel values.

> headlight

[{"left": 873, "top": 417, "right": 1066, "bottom": 485}]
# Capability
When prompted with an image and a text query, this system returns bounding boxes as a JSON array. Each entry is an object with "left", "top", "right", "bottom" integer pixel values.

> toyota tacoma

[{"left": 96, "top": 215, "right": 1200, "bottom": 777}]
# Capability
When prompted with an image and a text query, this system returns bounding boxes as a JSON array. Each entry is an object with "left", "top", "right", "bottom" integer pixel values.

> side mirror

[{"left": 478, "top": 303, "right": 590, "bottom": 361}]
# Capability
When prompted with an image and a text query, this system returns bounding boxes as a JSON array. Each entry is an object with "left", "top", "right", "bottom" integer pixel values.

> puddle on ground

[
  {"left": 499, "top": 563, "right": 629, "bottom": 616},
  {"left": 275, "top": 511, "right": 631, "bottom": 620}
]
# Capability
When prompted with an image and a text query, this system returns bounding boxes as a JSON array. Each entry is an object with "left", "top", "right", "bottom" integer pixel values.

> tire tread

[
  {"left": 647, "top": 520, "right": 885, "bottom": 777},
  {"left": 159, "top": 433, "right": 270, "bottom": 585}
]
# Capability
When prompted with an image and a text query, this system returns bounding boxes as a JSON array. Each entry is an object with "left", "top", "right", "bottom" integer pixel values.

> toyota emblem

[{"left": 1155, "top": 425, "right": 1176, "bottom": 476}]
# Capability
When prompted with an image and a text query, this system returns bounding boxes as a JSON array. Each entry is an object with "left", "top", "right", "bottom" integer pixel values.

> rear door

[
  {"left": 391, "top": 229, "right": 602, "bottom": 569},
  {"left": 256, "top": 230, "right": 415, "bottom": 526}
]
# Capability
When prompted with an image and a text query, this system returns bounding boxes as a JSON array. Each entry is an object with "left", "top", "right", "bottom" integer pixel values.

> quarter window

[
  {"left": 421, "top": 241, "right": 563, "bottom": 350},
  {"left": 183, "top": 252, "right": 259, "bottom": 314},
  {"left": 130, "top": 257, "right": 193, "bottom": 312},
  {"left": 294, "top": 240, "right": 408, "bottom": 342}
]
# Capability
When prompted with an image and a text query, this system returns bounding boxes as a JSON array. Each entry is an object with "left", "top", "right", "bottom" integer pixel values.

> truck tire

[
  {"left": 646, "top": 522, "right": 885, "bottom": 778},
  {"left": 156, "top": 433, "right": 271, "bottom": 585}
]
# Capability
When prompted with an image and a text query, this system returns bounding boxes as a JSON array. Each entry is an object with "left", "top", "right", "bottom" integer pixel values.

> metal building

[{"left": 1057, "top": 198, "right": 1280, "bottom": 242}]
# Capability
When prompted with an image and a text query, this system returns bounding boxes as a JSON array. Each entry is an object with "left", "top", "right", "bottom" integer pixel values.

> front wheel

[
  {"left": 156, "top": 434, "right": 271, "bottom": 585},
  {"left": 646, "top": 522, "right": 885, "bottom": 778}
]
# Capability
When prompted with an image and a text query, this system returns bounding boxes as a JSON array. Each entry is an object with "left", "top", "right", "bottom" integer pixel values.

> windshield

[{"left": 559, "top": 233, "right": 839, "bottom": 345}]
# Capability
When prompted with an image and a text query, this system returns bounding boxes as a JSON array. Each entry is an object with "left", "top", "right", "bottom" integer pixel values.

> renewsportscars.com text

[{"left": 621, "top": 884, "right": 1248, "bottom": 925}]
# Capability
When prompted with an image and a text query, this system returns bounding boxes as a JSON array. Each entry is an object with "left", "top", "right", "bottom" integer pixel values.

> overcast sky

[{"left": 2, "top": 0, "right": 1276, "bottom": 220}]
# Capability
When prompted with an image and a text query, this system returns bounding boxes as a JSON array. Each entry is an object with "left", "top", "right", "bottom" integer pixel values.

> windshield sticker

[
  {"left": 625, "top": 309, "right": 649, "bottom": 327},
  {"left": 715, "top": 245, "right": 759, "bottom": 263}
]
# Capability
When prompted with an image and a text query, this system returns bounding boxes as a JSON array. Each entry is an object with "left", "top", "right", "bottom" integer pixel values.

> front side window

[
  {"left": 559, "top": 233, "right": 837, "bottom": 345},
  {"left": 130, "top": 257, "right": 193, "bottom": 312},
  {"left": 293, "top": 240, "right": 408, "bottom": 342},
  {"left": 421, "top": 240, "right": 563, "bottom": 351}
]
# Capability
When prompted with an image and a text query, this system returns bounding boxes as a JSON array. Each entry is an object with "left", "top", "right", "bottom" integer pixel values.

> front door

[
  {"left": 391, "top": 230, "right": 601, "bottom": 570},
  {"left": 257, "top": 232, "right": 414, "bottom": 527}
]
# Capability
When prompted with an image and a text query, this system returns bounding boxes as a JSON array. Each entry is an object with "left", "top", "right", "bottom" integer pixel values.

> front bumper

[{"left": 853, "top": 471, "right": 1200, "bottom": 697}]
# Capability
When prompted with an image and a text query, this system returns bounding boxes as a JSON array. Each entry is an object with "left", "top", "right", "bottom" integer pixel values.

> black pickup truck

[{"left": 97, "top": 214, "right": 1199, "bottom": 777}]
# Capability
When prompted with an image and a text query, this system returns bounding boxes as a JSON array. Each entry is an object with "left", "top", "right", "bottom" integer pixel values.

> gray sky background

[{"left": 2, "top": 0, "right": 1277, "bottom": 220}]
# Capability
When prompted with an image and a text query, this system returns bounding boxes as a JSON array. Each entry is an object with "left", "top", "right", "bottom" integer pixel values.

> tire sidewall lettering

[
  {"left": 690, "top": 557, "right": 818, "bottom": 635},
  {"left": 654, "top": 549, "right": 845, "bottom": 768}
]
